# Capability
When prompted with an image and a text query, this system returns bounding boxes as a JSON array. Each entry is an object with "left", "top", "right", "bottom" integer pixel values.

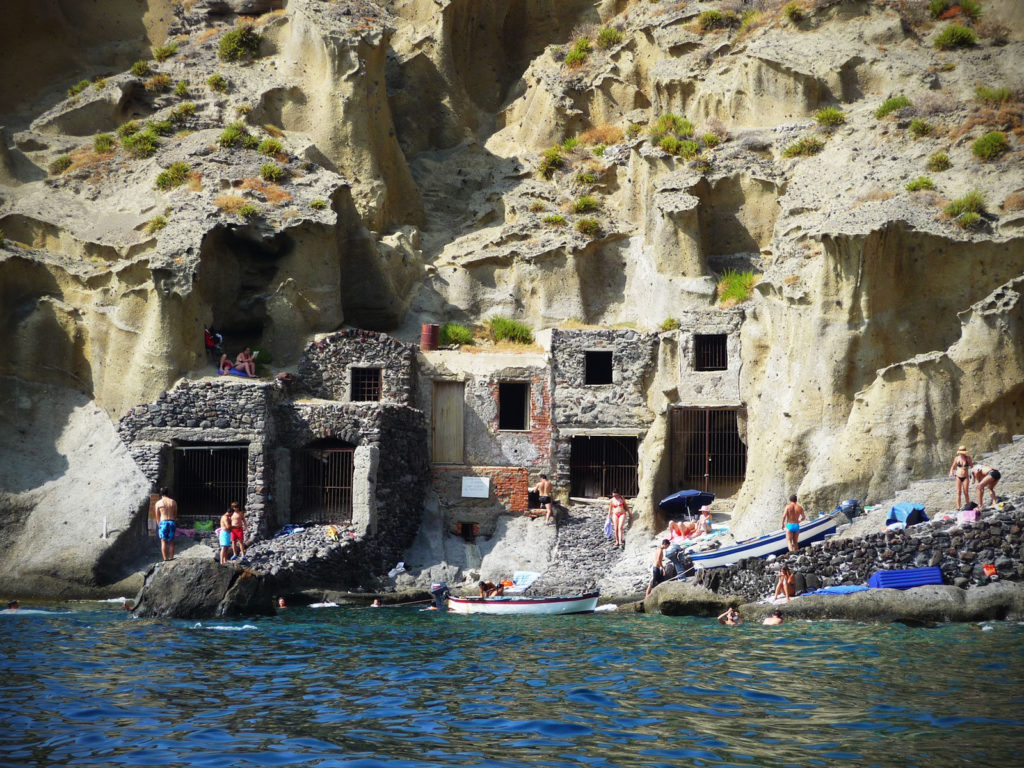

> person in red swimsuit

[{"left": 608, "top": 490, "right": 631, "bottom": 550}]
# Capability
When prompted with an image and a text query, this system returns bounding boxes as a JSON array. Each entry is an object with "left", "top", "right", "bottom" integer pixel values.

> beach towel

[{"left": 503, "top": 571, "right": 542, "bottom": 594}]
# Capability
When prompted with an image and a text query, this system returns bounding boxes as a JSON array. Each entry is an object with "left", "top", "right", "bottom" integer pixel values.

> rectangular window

[
  {"left": 351, "top": 367, "right": 382, "bottom": 401},
  {"left": 694, "top": 334, "right": 728, "bottom": 371},
  {"left": 498, "top": 382, "right": 529, "bottom": 431},
  {"left": 584, "top": 350, "right": 613, "bottom": 385}
]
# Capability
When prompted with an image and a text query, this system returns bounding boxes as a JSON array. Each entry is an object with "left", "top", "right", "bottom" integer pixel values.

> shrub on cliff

[
  {"left": 174, "top": 80, "right": 190, "bottom": 97},
  {"left": 49, "top": 155, "right": 72, "bottom": 175},
  {"left": 875, "top": 95, "right": 912, "bottom": 119},
  {"left": 972, "top": 132, "right": 1008, "bottom": 161},
  {"left": 219, "top": 24, "right": 262, "bottom": 61},
  {"left": 905, "top": 177, "right": 935, "bottom": 192},
  {"left": 650, "top": 113, "right": 694, "bottom": 145},
  {"left": 596, "top": 27, "right": 622, "bottom": 49},
  {"left": 576, "top": 218, "right": 600, "bottom": 237},
  {"left": 783, "top": 3, "right": 804, "bottom": 23},
  {"left": 122, "top": 130, "right": 159, "bottom": 158},
  {"left": 169, "top": 102, "right": 196, "bottom": 124},
  {"left": 717, "top": 269, "right": 760, "bottom": 306},
  {"left": 782, "top": 136, "right": 824, "bottom": 157},
  {"left": 486, "top": 316, "right": 533, "bottom": 345},
  {"left": 130, "top": 60, "right": 151, "bottom": 77},
  {"left": 67, "top": 79, "right": 90, "bottom": 98},
  {"left": 564, "top": 38, "right": 591, "bottom": 68},
  {"left": 945, "top": 190, "right": 986, "bottom": 228},
  {"left": 258, "top": 138, "right": 284, "bottom": 157},
  {"left": 659, "top": 318, "right": 681, "bottom": 331},
  {"left": 542, "top": 214, "right": 565, "bottom": 226},
  {"left": 926, "top": 151, "right": 951, "bottom": 171},
  {"left": 909, "top": 119, "right": 933, "bottom": 138},
  {"left": 439, "top": 323, "right": 474, "bottom": 347},
  {"left": 573, "top": 196, "right": 600, "bottom": 213},
  {"left": 814, "top": 107, "right": 845, "bottom": 129},
  {"left": 218, "top": 122, "right": 254, "bottom": 148},
  {"left": 153, "top": 42, "right": 177, "bottom": 62},
  {"left": 145, "top": 216, "right": 167, "bottom": 234},
  {"left": 260, "top": 163, "right": 285, "bottom": 182},
  {"left": 538, "top": 147, "right": 564, "bottom": 179},
  {"left": 207, "top": 74, "right": 228, "bottom": 93},
  {"left": 935, "top": 24, "right": 976, "bottom": 50},
  {"left": 145, "top": 74, "right": 171, "bottom": 93},
  {"left": 93, "top": 133, "right": 115, "bottom": 153},
  {"left": 975, "top": 85, "right": 1012, "bottom": 104},
  {"left": 155, "top": 161, "right": 191, "bottom": 190}
]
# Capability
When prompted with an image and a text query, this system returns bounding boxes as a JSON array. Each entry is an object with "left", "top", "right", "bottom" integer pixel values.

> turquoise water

[{"left": 1, "top": 604, "right": 1023, "bottom": 767}]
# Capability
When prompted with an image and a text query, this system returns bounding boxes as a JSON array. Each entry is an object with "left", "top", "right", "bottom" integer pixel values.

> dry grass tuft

[
  {"left": 239, "top": 177, "right": 292, "bottom": 205},
  {"left": 214, "top": 194, "right": 249, "bottom": 214},
  {"left": 579, "top": 124, "right": 624, "bottom": 145},
  {"left": 1003, "top": 190, "right": 1024, "bottom": 212},
  {"left": 949, "top": 99, "right": 1024, "bottom": 141},
  {"left": 263, "top": 124, "right": 285, "bottom": 138}
]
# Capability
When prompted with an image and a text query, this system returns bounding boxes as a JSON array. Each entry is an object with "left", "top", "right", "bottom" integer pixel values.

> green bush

[
  {"left": 596, "top": 27, "right": 622, "bottom": 49},
  {"left": 875, "top": 95, "right": 912, "bottom": 119},
  {"left": 782, "top": 136, "right": 824, "bottom": 157},
  {"left": 905, "top": 176, "right": 935, "bottom": 192},
  {"left": 960, "top": 0, "right": 982, "bottom": 21},
  {"left": 783, "top": 3, "right": 804, "bottom": 23},
  {"left": 238, "top": 203, "right": 259, "bottom": 218},
  {"left": 94, "top": 133, "right": 115, "bottom": 153},
  {"left": 564, "top": 38, "right": 592, "bottom": 68},
  {"left": 147, "top": 119, "right": 173, "bottom": 136},
  {"left": 130, "top": 60, "right": 152, "bottom": 77},
  {"left": 310, "top": 199, "right": 327, "bottom": 210},
  {"left": 972, "top": 131, "right": 1008, "bottom": 161},
  {"left": 122, "top": 130, "right": 159, "bottom": 158},
  {"left": 155, "top": 161, "right": 191, "bottom": 190},
  {"left": 153, "top": 42, "right": 178, "bottom": 62},
  {"left": 258, "top": 138, "right": 284, "bottom": 156},
  {"left": 678, "top": 140, "right": 700, "bottom": 158},
  {"left": 698, "top": 10, "right": 723, "bottom": 31},
  {"left": 218, "top": 122, "right": 250, "bottom": 148},
  {"left": 958, "top": 211, "right": 982, "bottom": 229},
  {"left": 117, "top": 120, "right": 140, "bottom": 138},
  {"left": 935, "top": 24, "right": 976, "bottom": 50},
  {"left": 592, "top": 144, "right": 606, "bottom": 157},
  {"left": 575, "top": 170, "right": 597, "bottom": 185},
  {"left": 909, "top": 118, "right": 933, "bottom": 138},
  {"left": 439, "top": 323, "right": 474, "bottom": 346},
  {"left": 542, "top": 214, "right": 565, "bottom": 226},
  {"left": 573, "top": 195, "right": 600, "bottom": 213},
  {"left": 717, "top": 269, "right": 760, "bottom": 305},
  {"left": 260, "top": 163, "right": 285, "bottom": 182},
  {"left": 145, "top": 215, "right": 167, "bottom": 234},
  {"left": 975, "top": 85, "right": 1012, "bottom": 104},
  {"left": 659, "top": 136, "right": 680, "bottom": 155},
  {"left": 562, "top": 137, "right": 580, "bottom": 152},
  {"left": 926, "top": 151, "right": 951, "bottom": 171},
  {"left": 169, "top": 102, "right": 196, "bottom": 124},
  {"left": 659, "top": 317, "right": 681, "bottom": 331},
  {"left": 49, "top": 155, "right": 72, "bottom": 175},
  {"left": 945, "top": 190, "right": 986, "bottom": 225},
  {"left": 67, "top": 79, "right": 91, "bottom": 98},
  {"left": 207, "top": 74, "right": 228, "bottom": 92},
  {"left": 815, "top": 107, "right": 845, "bottom": 128},
  {"left": 701, "top": 133, "right": 720, "bottom": 148},
  {"left": 174, "top": 80, "right": 190, "bottom": 97},
  {"left": 576, "top": 217, "right": 600, "bottom": 237},
  {"left": 219, "top": 24, "right": 262, "bottom": 61},
  {"left": 928, "top": 0, "right": 949, "bottom": 18},
  {"left": 538, "top": 146, "right": 564, "bottom": 179},
  {"left": 650, "top": 113, "right": 694, "bottom": 144},
  {"left": 487, "top": 316, "right": 533, "bottom": 344}
]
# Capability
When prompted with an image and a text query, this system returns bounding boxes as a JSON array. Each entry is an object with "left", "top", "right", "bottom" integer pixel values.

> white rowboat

[
  {"left": 689, "top": 512, "right": 841, "bottom": 569},
  {"left": 447, "top": 591, "right": 599, "bottom": 615}
]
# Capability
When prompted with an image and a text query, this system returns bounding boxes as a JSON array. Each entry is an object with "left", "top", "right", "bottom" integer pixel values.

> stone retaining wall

[
  {"left": 695, "top": 505, "right": 1024, "bottom": 601},
  {"left": 298, "top": 329, "right": 417, "bottom": 406}
]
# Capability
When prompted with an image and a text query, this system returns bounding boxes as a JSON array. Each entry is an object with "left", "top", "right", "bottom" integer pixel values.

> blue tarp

[
  {"left": 886, "top": 502, "right": 928, "bottom": 526},
  {"left": 802, "top": 585, "right": 871, "bottom": 597},
  {"left": 868, "top": 566, "right": 943, "bottom": 590},
  {"left": 658, "top": 489, "right": 714, "bottom": 519}
]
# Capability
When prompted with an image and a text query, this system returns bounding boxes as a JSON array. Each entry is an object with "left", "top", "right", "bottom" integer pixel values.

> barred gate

[
  {"left": 172, "top": 445, "right": 249, "bottom": 525},
  {"left": 569, "top": 435, "right": 639, "bottom": 498},
  {"left": 669, "top": 408, "right": 747, "bottom": 498},
  {"left": 296, "top": 442, "right": 354, "bottom": 524}
]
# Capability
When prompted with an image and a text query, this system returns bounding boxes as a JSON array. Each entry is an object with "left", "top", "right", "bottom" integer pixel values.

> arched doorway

[{"left": 295, "top": 438, "right": 355, "bottom": 524}]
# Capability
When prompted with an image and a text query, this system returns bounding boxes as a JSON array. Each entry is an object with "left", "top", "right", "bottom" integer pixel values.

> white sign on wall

[{"left": 461, "top": 476, "right": 490, "bottom": 498}]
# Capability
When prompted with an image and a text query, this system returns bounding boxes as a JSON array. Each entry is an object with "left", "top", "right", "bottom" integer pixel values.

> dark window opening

[
  {"left": 694, "top": 334, "right": 728, "bottom": 371},
  {"left": 569, "top": 436, "right": 639, "bottom": 498},
  {"left": 171, "top": 444, "right": 248, "bottom": 526},
  {"left": 295, "top": 439, "right": 354, "bottom": 524},
  {"left": 351, "top": 367, "right": 382, "bottom": 401},
  {"left": 669, "top": 407, "right": 747, "bottom": 498},
  {"left": 456, "top": 522, "right": 479, "bottom": 542},
  {"left": 498, "top": 382, "right": 529, "bottom": 430},
  {"left": 584, "top": 351, "right": 614, "bottom": 385}
]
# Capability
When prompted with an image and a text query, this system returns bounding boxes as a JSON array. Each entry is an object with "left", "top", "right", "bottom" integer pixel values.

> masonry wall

[
  {"left": 298, "top": 329, "right": 417, "bottom": 406},
  {"left": 664, "top": 308, "right": 745, "bottom": 406},
  {"left": 432, "top": 466, "right": 530, "bottom": 536}
]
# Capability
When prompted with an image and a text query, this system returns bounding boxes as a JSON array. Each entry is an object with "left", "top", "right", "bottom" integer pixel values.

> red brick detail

[
  {"left": 486, "top": 374, "right": 553, "bottom": 470},
  {"left": 431, "top": 466, "right": 530, "bottom": 513}
]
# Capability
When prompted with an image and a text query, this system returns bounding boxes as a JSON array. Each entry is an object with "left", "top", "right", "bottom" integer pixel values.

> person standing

[
  {"left": 156, "top": 487, "right": 178, "bottom": 562},
  {"left": 534, "top": 474, "right": 555, "bottom": 525},
  {"left": 646, "top": 539, "right": 670, "bottom": 597},
  {"left": 218, "top": 507, "right": 233, "bottom": 564},
  {"left": 229, "top": 502, "right": 246, "bottom": 559},
  {"left": 608, "top": 490, "right": 631, "bottom": 550},
  {"left": 970, "top": 464, "right": 1001, "bottom": 508},
  {"left": 948, "top": 445, "right": 973, "bottom": 510},
  {"left": 782, "top": 495, "right": 806, "bottom": 552}
]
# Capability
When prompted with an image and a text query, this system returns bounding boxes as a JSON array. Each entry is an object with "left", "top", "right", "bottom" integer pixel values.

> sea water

[{"left": 1, "top": 603, "right": 1022, "bottom": 768}]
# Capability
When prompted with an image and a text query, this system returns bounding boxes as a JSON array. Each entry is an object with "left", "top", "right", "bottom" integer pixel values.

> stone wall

[
  {"left": 667, "top": 309, "right": 744, "bottom": 406},
  {"left": 431, "top": 465, "right": 530, "bottom": 536},
  {"left": 698, "top": 507, "right": 1024, "bottom": 601},
  {"left": 298, "top": 329, "right": 417, "bottom": 406}
]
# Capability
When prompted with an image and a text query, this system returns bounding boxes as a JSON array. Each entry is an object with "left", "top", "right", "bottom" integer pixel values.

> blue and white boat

[{"left": 689, "top": 512, "right": 841, "bottom": 569}]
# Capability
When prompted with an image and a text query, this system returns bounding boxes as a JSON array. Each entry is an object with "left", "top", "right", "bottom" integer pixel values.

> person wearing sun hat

[
  {"left": 697, "top": 504, "right": 713, "bottom": 535},
  {"left": 948, "top": 444, "right": 974, "bottom": 510}
]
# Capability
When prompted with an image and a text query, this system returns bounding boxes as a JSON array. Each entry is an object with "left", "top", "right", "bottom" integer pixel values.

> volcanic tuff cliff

[{"left": 1, "top": 0, "right": 1023, "bottom": 580}]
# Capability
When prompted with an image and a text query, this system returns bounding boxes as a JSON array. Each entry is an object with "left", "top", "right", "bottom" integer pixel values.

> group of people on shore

[
  {"left": 219, "top": 347, "right": 256, "bottom": 377},
  {"left": 154, "top": 488, "right": 247, "bottom": 564},
  {"left": 949, "top": 445, "right": 1001, "bottom": 509}
]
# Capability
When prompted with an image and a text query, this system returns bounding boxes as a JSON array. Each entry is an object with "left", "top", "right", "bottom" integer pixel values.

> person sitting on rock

[
  {"left": 773, "top": 566, "right": 795, "bottom": 603},
  {"left": 697, "top": 505, "right": 713, "bottom": 535},
  {"left": 646, "top": 539, "right": 670, "bottom": 598},
  {"left": 970, "top": 464, "right": 1001, "bottom": 508},
  {"left": 219, "top": 353, "right": 236, "bottom": 376},
  {"left": 235, "top": 347, "right": 256, "bottom": 377}
]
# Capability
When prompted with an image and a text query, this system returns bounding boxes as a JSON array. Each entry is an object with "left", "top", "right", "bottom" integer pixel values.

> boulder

[
  {"left": 132, "top": 560, "right": 277, "bottom": 619},
  {"left": 644, "top": 580, "right": 735, "bottom": 617}
]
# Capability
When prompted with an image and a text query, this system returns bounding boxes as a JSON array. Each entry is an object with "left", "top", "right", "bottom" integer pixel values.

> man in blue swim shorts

[
  {"left": 155, "top": 487, "right": 179, "bottom": 561},
  {"left": 782, "top": 494, "right": 806, "bottom": 552}
]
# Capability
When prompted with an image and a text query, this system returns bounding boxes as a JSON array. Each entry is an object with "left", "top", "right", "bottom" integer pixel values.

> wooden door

[{"left": 432, "top": 381, "right": 465, "bottom": 464}]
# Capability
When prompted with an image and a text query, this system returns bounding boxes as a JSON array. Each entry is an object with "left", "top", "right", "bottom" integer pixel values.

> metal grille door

[
  {"left": 297, "top": 445, "right": 354, "bottom": 524},
  {"left": 569, "top": 436, "right": 639, "bottom": 498},
  {"left": 172, "top": 445, "right": 249, "bottom": 525},
  {"left": 669, "top": 408, "right": 747, "bottom": 497}
]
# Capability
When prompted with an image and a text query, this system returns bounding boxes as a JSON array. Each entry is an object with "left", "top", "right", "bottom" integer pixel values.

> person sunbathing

[
  {"left": 219, "top": 353, "right": 236, "bottom": 375},
  {"left": 774, "top": 566, "right": 795, "bottom": 603},
  {"left": 478, "top": 581, "right": 504, "bottom": 598},
  {"left": 235, "top": 347, "right": 256, "bottom": 377}
]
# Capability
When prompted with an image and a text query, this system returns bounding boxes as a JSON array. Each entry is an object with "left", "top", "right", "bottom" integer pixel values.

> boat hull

[
  {"left": 447, "top": 592, "right": 599, "bottom": 615},
  {"left": 689, "top": 513, "right": 840, "bottom": 569}
]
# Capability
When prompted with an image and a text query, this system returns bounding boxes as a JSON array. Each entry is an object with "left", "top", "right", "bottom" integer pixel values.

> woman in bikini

[
  {"left": 948, "top": 445, "right": 973, "bottom": 509},
  {"left": 970, "top": 463, "right": 1001, "bottom": 508},
  {"left": 773, "top": 565, "right": 795, "bottom": 603},
  {"left": 608, "top": 490, "right": 631, "bottom": 550}
]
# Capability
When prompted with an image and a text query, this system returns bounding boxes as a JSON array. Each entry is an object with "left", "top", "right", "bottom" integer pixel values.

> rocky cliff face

[{"left": 1, "top": 0, "right": 1023, "bottom": 589}]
